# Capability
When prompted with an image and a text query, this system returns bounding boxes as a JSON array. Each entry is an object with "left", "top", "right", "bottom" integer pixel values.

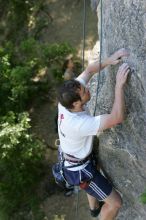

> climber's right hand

[{"left": 116, "top": 63, "right": 130, "bottom": 88}]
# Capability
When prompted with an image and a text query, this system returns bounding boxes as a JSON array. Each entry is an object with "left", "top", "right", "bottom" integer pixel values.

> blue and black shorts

[{"left": 63, "top": 161, "right": 112, "bottom": 201}]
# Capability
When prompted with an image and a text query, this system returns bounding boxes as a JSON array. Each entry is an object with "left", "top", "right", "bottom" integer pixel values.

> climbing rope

[
  {"left": 93, "top": 0, "right": 103, "bottom": 116},
  {"left": 82, "top": 0, "right": 86, "bottom": 71}
]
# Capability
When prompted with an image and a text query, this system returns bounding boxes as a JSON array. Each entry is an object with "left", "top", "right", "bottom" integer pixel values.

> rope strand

[
  {"left": 93, "top": 0, "right": 103, "bottom": 116},
  {"left": 82, "top": 0, "right": 86, "bottom": 71},
  {"left": 75, "top": 1, "right": 103, "bottom": 219}
]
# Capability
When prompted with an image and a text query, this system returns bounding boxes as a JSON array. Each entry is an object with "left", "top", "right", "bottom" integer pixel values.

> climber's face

[{"left": 79, "top": 85, "right": 91, "bottom": 105}]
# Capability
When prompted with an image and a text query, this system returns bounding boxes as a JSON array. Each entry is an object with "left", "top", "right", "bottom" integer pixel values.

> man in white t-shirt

[{"left": 57, "top": 48, "right": 130, "bottom": 220}]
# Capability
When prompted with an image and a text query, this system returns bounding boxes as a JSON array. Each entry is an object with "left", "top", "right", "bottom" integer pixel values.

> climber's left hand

[{"left": 106, "top": 48, "right": 130, "bottom": 66}]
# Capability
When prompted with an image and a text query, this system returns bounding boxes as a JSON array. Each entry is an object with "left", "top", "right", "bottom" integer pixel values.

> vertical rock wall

[{"left": 90, "top": 0, "right": 146, "bottom": 219}]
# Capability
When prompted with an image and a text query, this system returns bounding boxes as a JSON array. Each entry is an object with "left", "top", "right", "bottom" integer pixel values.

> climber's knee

[{"left": 104, "top": 188, "right": 122, "bottom": 210}]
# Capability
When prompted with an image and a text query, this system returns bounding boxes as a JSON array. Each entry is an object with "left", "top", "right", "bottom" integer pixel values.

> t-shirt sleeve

[
  {"left": 75, "top": 77, "right": 86, "bottom": 87},
  {"left": 77, "top": 115, "right": 101, "bottom": 136}
]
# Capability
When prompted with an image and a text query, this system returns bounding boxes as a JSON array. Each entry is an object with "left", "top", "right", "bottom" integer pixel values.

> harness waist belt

[{"left": 63, "top": 153, "right": 91, "bottom": 164}]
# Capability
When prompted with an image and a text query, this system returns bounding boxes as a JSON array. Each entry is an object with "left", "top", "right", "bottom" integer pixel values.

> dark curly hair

[{"left": 58, "top": 79, "right": 81, "bottom": 109}]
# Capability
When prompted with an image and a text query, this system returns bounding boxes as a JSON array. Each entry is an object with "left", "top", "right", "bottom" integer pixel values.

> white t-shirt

[{"left": 58, "top": 78, "right": 101, "bottom": 161}]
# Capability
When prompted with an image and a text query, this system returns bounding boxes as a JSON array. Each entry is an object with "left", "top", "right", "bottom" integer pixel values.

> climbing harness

[
  {"left": 52, "top": 155, "right": 82, "bottom": 189},
  {"left": 55, "top": 139, "right": 60, "bottom": 147}
]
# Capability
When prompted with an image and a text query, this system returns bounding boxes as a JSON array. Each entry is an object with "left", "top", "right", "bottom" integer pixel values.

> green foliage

[
  {"left": 140, "top": 191, "right": 146, "bottom": 204},
  {"left": 0, "top": 39, "right": 75, "bottom": 114},
  {"left": 19, "top": 38, "right": 41, "bottom": 66},
  {"left": 0, "top": 112, "right": 45, "bottom": 218},
  {"left": 0, "top": 3, "right": 76, "bottom": 218},
  {"left": 0, "top": 38, "right": 75, "bottom": 218},
  {"left": 0, "top": 52, "right": 33, "bottom": 113},
  {"left": 51, "top": 66, "right": 63, "bottom": 82},
  {"left": 42, "top": 42, "right": 76, "bottom": 63}
]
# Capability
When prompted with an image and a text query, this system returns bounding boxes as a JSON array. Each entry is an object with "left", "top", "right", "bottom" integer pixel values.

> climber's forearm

[
  {"left": 111, "top": 85, "right": 125, "bottom": 123},
  {"left": 98, "top": 85, "right": 125, "bottom": 132},
  {"left": 86, "top": 59, "right": 109, "bottom": 73},
  {"left": 76, "top": 59, "right": 109, "bottom": 84},
  {"left": 97, "top": 63, "right": 129, "bottom": 132},
  {"left": 76, "top": 48, "right": 129, "bottom": 85},
  {"left": 111, "top": 63, "right": 130, "bottom": 123}
]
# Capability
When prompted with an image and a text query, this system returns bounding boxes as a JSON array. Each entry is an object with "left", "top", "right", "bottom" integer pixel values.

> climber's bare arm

[
  {"left": 77, "top": 48, "right": 129, "bottom": 85},
  {"left": 98, "top": 63, "right": 130, "bottom": 132}
]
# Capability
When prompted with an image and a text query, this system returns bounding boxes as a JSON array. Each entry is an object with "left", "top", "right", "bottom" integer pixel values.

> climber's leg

[
  {"left": 86, "top": 193, "right": 98, "bottom": 209},
  {"left": 85, "top": 169, "right": 113, "bottom": 217},
  {"left": 99, "top": 189, "right": 122, "bottom": 220},
  {"left": 86, "top": 193, "right": 104, "bottom": 217}
]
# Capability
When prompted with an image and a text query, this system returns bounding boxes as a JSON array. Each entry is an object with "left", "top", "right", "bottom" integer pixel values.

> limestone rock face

[{"left": 90, "top": 0, "right": 146, "bottom": 219}]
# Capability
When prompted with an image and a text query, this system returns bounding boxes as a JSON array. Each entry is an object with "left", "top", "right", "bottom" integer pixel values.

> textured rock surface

[{"left": 90, "top": 0, "right": 146, "bottom": 219}]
